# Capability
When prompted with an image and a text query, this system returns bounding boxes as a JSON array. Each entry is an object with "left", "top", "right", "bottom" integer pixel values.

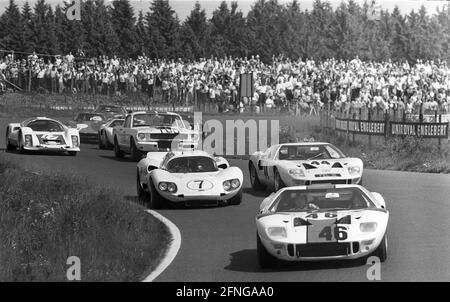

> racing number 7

[{"left": 194, "top": 180, "right": 204, "bottom": 189}]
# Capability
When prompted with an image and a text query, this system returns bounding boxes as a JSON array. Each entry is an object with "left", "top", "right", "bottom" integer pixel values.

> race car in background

[
  {"left": 136, "top": 150, "right": 243, "bottom": 208},
  {"left": 93, "top": 104, "right": 127, "bottom": 119},
  {"left": 256, "top": 184, "right": 388, "bottom": 268},
  {"left": 249, "top": 142, "right": 363, "bottom": 192},
  {"left": 113, "top": 111, "right": 200, "bottom": 161},
  {"left": 67, "top": 112, "right": 106, "bottom": 143},
  {"left": 5, "top": 117, "right": 81, "bottom": 156},
  {"left": 98, "top": 118, "right": 124, "bottom": 149}
]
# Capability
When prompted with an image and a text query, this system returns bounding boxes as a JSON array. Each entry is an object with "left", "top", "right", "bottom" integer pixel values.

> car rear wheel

[
  {"left": 274, "top": 169, "right": 285, "bottom": 192},
  {"left": 104, "top": 132, "right": 113, "bottom": 149},
  {"left": 5, "top": 128, "right": 14, "bottom": 151},
  {"left": 250, "top": 163, "right": 265, "bottom": 190},
  {"left": 130, "top": 138, "right": 143, "bottom": 161},
  {"left": 372, "top": 235, "right": 387, "bottom": 262},
  {"left": 148, "top": 178, "right": 164, "bottom": 209},
  {"left": 228, "top": 189, "right": 242, "bottom": 205},
  {"left": 257, "top": 233, "right": 278, "bottom": 269},
  {"left": 114, "top": 137, "right": 125, "bottom": 158}
]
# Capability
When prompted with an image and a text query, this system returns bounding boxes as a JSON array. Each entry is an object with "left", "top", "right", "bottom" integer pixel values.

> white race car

[
  {"left": 5, "top": 117, "right": 81, "bottom": 155},
  {"left": 136, "top": 150, "right": 243, "bottom": 208},
  {"left": 113, "top": 111, "right": 200, "bottom": 161},
  {"left": 249, "top": 142, "right": 363, "bottom": 192},
  {"left": 98, "top": 118, "right": 124, "bottom": 149},
  {"left": 256, "top": 184, "right": 388, "bottom": 268}
]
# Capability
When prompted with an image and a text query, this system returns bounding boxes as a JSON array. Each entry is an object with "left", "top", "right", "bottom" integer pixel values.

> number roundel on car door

[{"left": 187, "top": 180, "right": 214, "bottom": 191}]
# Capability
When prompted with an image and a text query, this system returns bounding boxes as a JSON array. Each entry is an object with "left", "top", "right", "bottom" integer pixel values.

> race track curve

[{"left": 1, "top": 126, "right": 450, "bottom": 281}]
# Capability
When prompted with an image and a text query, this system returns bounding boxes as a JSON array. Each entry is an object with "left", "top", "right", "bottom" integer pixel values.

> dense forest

[{"left": 0, "top": 0, "right": 450, "bottom": 62}]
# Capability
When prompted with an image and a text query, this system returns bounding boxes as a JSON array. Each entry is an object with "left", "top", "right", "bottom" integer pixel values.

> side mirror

[
  {"left": 215, "top": 157, "right": 229, "bottom": 169},
  {"left": 371, "top": 192, "right": 386, "bottom": 209}
]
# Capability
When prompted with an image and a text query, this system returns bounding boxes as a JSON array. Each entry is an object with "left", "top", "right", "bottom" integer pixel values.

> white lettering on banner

[{"left": 66, "top": 0, "right": 81, "bottom": 21}]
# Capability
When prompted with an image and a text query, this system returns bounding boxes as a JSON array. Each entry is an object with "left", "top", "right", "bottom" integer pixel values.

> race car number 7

[
  {"left": 318, "top": 225, "right": 348, "bottom": 241},
  {"left": 193, "top": 180, "right": 204, "bottom": 189}
]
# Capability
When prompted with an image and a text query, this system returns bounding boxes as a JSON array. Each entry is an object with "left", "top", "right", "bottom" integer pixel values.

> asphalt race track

[{"left": 1, "top": 126, "right": 450, "bottom": 281}]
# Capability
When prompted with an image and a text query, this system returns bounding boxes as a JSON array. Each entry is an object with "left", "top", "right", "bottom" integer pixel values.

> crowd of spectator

[{"left": 1, "top": 51, "right": 450, "bottom": 115}]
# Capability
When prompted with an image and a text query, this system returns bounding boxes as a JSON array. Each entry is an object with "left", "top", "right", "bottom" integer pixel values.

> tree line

[{"left": 1, "top": 0, "right": 450, "bottom": 63}]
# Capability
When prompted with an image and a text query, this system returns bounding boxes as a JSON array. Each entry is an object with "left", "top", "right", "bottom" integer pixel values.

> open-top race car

[
  {"left": 98, "top": 118, "right": 124, "bottom": 149},
  {"left": 249, "top": 142, "right": 363, "bottom": 192},
  {"left": 113, "top": 111, "right": 200, "bottom": 161},
  {"left": 136, "top": 150, "right": 243, "bottom": 208},
  {"left": 256, "top": 184, "right": 389, "bottom": 268},
  {"left": 67, "top": 112, "right": 106, "bottom": 143},
  {"left": 5, "top": 117, "right": 81, "bottom": 155},
  {"left": 93, "top": 104, "right": 127, "bottom": 119}
]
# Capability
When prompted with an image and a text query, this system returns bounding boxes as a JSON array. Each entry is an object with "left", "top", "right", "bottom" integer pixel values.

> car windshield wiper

[
  {"left": 318, "top": 207, "right": 349, "bottom": 212},
  {"left": 307, "top": 152, "right": 326, "bottom": 161}
]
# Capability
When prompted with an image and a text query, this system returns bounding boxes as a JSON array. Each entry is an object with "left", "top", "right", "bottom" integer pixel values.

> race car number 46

[{"left": 307, "top": 219, "right": 348, "bottom": 243}]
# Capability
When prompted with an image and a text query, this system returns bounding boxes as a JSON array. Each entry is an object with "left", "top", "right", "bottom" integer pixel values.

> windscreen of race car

[
  {"left": 278, "top": 144, "right": 345, "bottom": 161},
  {"left": 133, "top": 114, "right": 184, "bottom": 128},
  {"left": 269, "top": 187, "right": 376, "bottom": 212},
  {"left": 166, "top": 156, "right": 218, "bottom": 173},
  {"left": 26, "top": 120, "right": 64, "bottom": 132},
  {"left": 75, "top": 113, "right": 105, "bottom": 122}
]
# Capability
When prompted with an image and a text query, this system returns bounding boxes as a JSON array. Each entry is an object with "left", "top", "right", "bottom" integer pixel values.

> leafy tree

[
  {"left": 111, "top": 0, "right": 138, "bottom": 57},
  {"left": 0, "top": 0, "right": 23, "bottom": 52}
]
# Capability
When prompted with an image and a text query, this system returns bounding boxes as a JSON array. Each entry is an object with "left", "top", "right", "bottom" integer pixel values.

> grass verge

[
  {"left": 309, "top": 127, "right": 450, "bottom": 174},
  {"left": 0, "top": 154, "right": 171, "bottom": 281}
]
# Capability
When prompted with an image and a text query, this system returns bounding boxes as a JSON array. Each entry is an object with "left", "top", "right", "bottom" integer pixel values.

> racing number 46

[{"left": 318, "top": 225, "right": 348, "bottom": 241}]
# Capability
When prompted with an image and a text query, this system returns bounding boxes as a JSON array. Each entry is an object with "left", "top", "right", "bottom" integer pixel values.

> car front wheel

[
  {"left": 372, "top": 235, "right": 387, "bottom": 262},
  {"left": 148, "top": 178, "right": 164, "bottom": 209},
  {"left": 114, "top": 137, "right": 125, "bottom": 158},
  {"left": 228, "top": 189, "right": 242, "bottom": 205},
  {"left": 257, "top": 233, "right": 278, "bottom": 269},
  {"left": 250, "top": 163, "right": 266, "bottom": 190},
  {"left": 274, "top": 169, "right": 286, "bottom": 192},
  {"left": 5, "top": 128, "right": 14, "bottom": 151}
]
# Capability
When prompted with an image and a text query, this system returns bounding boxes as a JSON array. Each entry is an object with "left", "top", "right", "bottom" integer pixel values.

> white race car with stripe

[
  {"left": 113, "top": 111, "right": 200, "bottom": 161},
  {"left": 249, "top": 142, "right": 363, "bottom": 192},
  {"left": 137, "top": 150, "right": 243, "bottom": 208},
  {"left": 98, "top": 118, "right": 124, "bottom": 149},
  {"left": 5, "top": 117, "right": 81, "bottom": 155},
  {"left": 256, "top": 184, "right": 388, "bottom": 268}
]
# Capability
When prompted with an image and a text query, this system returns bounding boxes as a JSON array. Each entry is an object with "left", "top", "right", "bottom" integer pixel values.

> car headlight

[
  {"left": 223, "top": 180, "right": 231, "bottom": 191},
  {"left": 24, "top": 135, "right": 32, "bottom": 146},
  {"left": 167, "top": 182, "right": 177, "bottom": 193},
  {"left": 348, "top": 166, "right": 361, "bottom": 175},
  {"left": 158, "top": 182, "right": 177, "bottom": 193},
  {"left": 71, "top": 135, "right": 79, "bottom": 147},
  {"left": 223, "top": 179, "right": 240, "bottom": 191},
  {"left": 137, "top": 133, "right": 146, "bottom": 141},
  {"left": 288, "top": 168, "right": 305, "bottom": 177},
  {"left": 360, "top": 222, "right": 378, "bottom": 233},
  {"left": 267, "top": 227, "right": 287, "bottom": 239}
]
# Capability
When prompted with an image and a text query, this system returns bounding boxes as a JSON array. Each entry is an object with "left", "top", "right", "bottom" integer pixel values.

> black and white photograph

[{"left": 0, "top": 0, "right": 449, "bottom": 289}]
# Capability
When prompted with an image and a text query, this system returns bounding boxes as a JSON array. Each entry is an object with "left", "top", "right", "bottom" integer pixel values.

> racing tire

[
  {"left": 249, "top": 163, "right": 266, "bottom": 191},
  {"left": 18, "top": 132, "right": 26, "bottom": 154},
  {"left": 130, "top": 138, "right": 143, "bottom": 161},
  {"left": 137, "top": 170, "right": 150, "bottom": 205},
  {"left": 104, "top": 133, "right": 113, "bottom": 149},
  {"left": 5, "top": 128, "right": 14, "bottom": 151},
  {"left": 113, "top": 137, "right": 125, "bottom": 158},
  {"left": 257, "top": 233, "right": 278, "bottom": 269},
  {"left": 98, "top": 133, "right": 105, "bottom": 149},
  {"left": 148, "top": 178, "right": 164, "bottom": 209},
  {"left": 68, "top": 151, "right": 77, "bottom": 156},
  {"left": 372, "top": 235, "right": 387, "bottom": 262},
  {"left": 228, "top": 189, "right": 242, "bottom": 205},
  {"left": 274, "top": 169, "right": 286, "bottom": 192}
]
